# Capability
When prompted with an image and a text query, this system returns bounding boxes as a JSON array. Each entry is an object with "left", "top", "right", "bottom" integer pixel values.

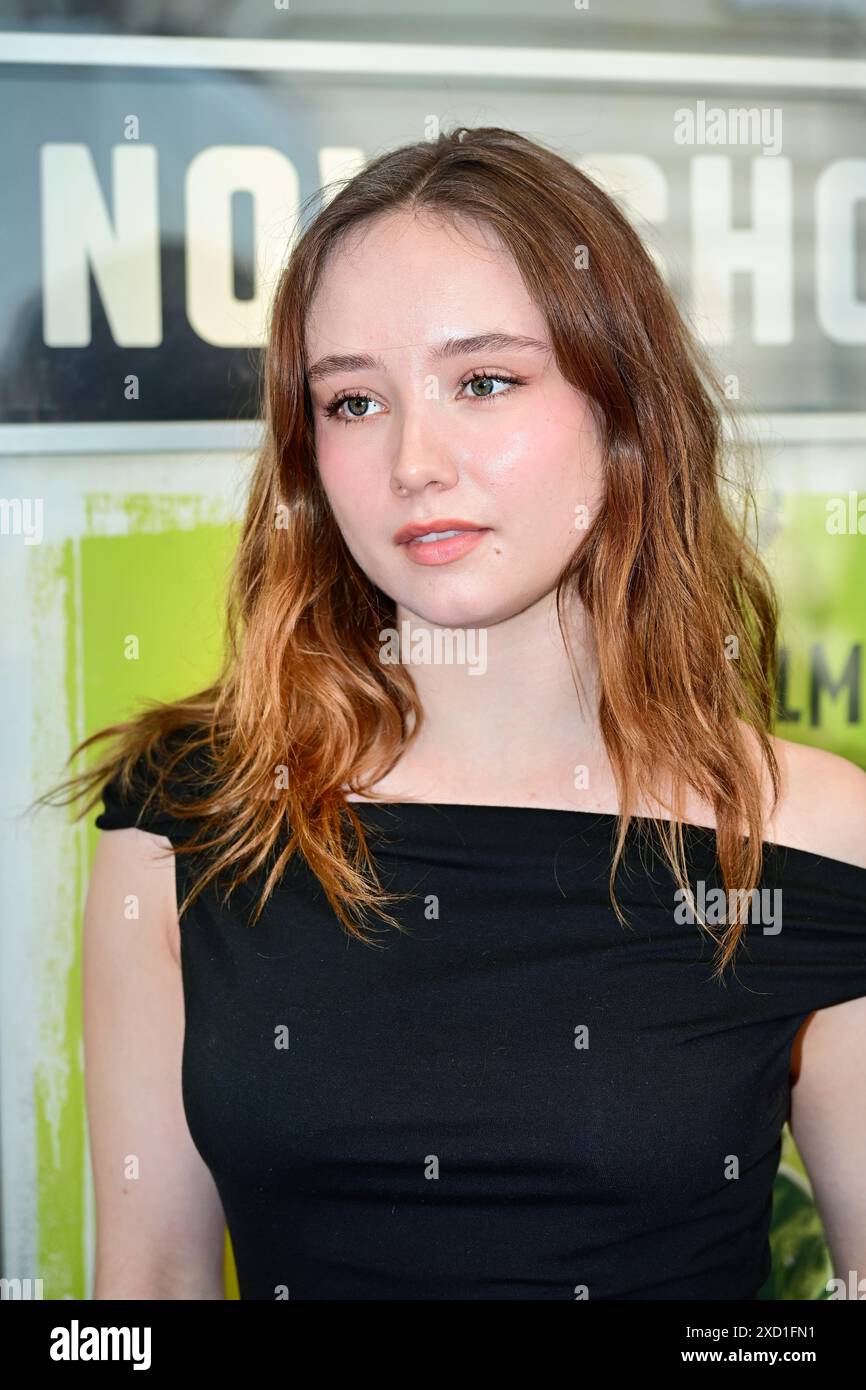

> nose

[{"left": 389, "top": 395, "right": 460, "bottom": 498}]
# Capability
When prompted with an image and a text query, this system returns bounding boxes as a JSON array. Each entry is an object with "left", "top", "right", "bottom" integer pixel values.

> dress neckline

[{"left": 344, "top": 798, "right": 866, "bottom": 879}]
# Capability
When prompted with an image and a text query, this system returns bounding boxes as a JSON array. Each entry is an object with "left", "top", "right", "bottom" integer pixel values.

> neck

[{"left": 384, "top": 591, "right": 608, "bottom": 803}]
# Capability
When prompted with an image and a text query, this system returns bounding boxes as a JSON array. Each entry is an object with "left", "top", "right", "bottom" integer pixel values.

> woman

[{"left": 51, "top": 126, "right": 866, "bottom": 1300}]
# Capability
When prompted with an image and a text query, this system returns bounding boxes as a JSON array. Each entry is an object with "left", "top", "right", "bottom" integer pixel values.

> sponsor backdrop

[{"left": 0, "top": 3, "right": 863, "bottom": 1300}]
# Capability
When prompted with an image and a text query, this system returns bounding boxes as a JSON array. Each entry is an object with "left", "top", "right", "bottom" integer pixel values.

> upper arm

[
  {"left": 789, "top": 997, "right": 866, "bottom": 1283},
  {"left": 774, "top": 740, "right": 866, "bottom": 1281},
  {"left": 83, "top": 826, "right": 227, "bottom": 1298}
]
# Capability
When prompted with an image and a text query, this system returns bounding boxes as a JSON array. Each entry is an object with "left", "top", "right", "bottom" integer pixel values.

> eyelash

[{"left": 321, "top": 370, "right": 527, "bottom": 425}]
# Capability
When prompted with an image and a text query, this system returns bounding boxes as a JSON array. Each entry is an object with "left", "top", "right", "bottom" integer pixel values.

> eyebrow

[{"left": 306, "top": 333, "right": 551, "bottom": 383}]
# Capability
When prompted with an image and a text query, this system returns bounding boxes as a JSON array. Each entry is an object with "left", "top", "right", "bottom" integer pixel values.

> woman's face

[{"left": 306, "top": 208, "right": 605, "bottom": 629}]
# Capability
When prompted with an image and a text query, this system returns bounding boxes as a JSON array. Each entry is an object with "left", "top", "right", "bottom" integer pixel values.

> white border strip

[
  {"left": 2, "top": 414, "right": 866, "bottom": 456},
  {"left": 1, "top": 33, "right": 864, "bottom": 91},
  {"left": 744, "top": 413, "right": 866, "bottom": 444},
  {"left": 0, "top": 421, "right": 262, "bottom": 456}
]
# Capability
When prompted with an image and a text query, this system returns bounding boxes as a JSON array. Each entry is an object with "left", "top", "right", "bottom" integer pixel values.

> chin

[{"left": 396, "top": 587, "right": 528, "bottom": 631}]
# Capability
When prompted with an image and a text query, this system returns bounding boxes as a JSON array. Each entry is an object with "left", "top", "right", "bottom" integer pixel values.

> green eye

[
  {"left": 461, "top": 371, "right": 526, "bottom": 401},
  {"left": 323, "top": 392, "right": 382, "bottom": 424}
]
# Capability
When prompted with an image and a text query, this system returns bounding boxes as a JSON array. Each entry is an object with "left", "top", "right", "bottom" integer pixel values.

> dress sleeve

[
  {"left": 758, "top": 844, "right": 866, "bottom": 1016},
  {"left": 94, "top": 738, "right": 203, "bottom": 844}
]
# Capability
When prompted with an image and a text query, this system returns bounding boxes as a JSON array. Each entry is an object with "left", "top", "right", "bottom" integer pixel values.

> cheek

[
  {"left": 316, "top": 444, "right": 371, "bottom": 526},
  {"left": 477, "top": 414, "right": 601, "bottom": 533}
]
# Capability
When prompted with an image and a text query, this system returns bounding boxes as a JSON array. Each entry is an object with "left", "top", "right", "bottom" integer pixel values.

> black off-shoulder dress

[{"left": 94, "top": 747, "right": 866, "bottom": 1301}]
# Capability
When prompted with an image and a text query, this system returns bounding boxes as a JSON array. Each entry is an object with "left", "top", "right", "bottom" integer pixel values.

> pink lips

[
  {"left": 393, "top": 517, "right": 490, "bottom": 567},
  {"left": 404, "top": 530, "right": 489, "bottom": 565}
]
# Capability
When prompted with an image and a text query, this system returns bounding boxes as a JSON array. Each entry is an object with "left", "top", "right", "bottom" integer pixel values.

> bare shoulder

[{"left": 743, "top": 725, "right": 866, "bottom": 869}]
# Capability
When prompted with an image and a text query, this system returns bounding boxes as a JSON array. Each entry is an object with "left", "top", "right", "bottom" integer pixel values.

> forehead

[{"left": 304, "top": 208, "right": 544, "bottom": 359}]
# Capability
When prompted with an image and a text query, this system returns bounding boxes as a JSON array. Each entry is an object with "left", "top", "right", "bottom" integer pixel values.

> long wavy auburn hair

[{"left": 40, "top": 125, "right": 781, "bottom": 980}]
